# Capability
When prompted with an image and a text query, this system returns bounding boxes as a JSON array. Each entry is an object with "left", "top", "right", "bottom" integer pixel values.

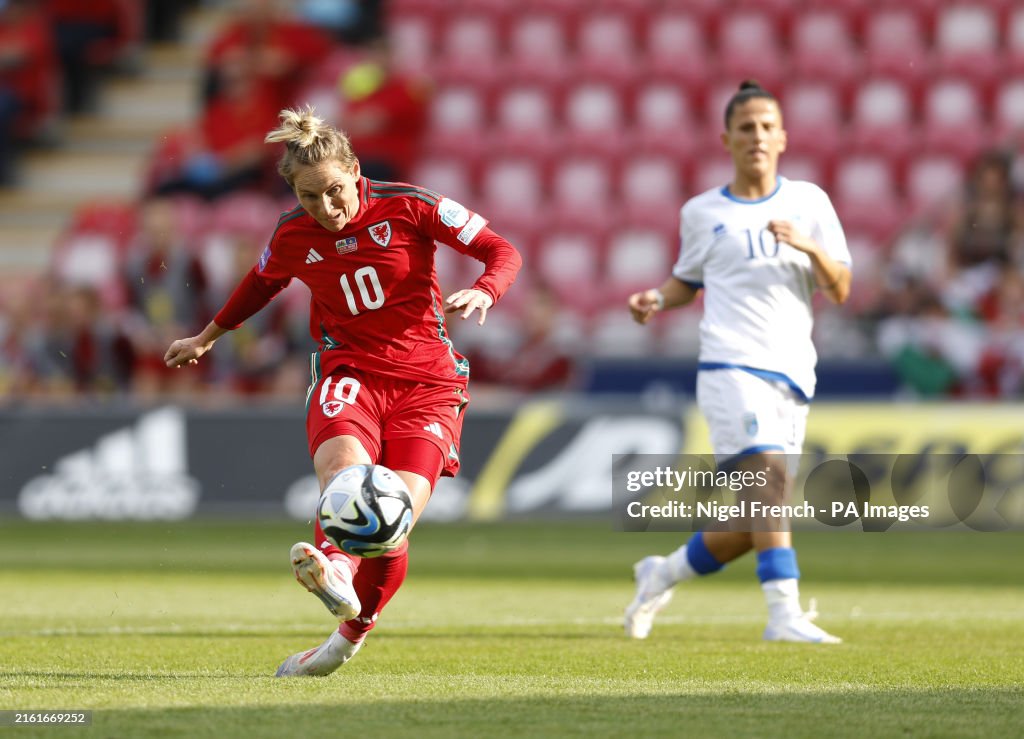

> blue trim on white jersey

[
  {"left": 680, "top": 279, "right": 704, "bottom": 289},
  {"left": 697, "top": 362, "right": 811, "bottom": 403},
  {"left": 719, "top": 176, "right": 783, "bottom": 204},
  {"left": 719, "top": 444, "right": 787, "bottom": 469}
]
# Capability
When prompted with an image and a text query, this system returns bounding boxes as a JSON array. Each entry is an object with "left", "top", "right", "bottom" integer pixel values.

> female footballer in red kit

[{"left": 165, "top": 107, "right": 521, "bottom": 676}]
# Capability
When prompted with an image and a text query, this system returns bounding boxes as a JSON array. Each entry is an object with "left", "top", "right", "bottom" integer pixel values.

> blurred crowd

[
  {"left": 874, "top": 148, "right": 1024, "bottom": 397},
  {"left": 2, "top": 0, "right": 1024, "bottom": 404}
]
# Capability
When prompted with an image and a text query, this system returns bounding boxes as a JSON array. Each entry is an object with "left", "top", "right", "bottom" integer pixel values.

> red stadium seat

[
  {"left": 50, "top": 199, "right": 139, "bottom": 306},
  {"left": 604, "top": 226, "right": 675, "bottom": 299},
  {"left": 559, "top": 84, "right": 629, "bottom": 160},
  {"left": 778, "top": 154, "right": 826, "bottom": 188},
  {"left": 479, "top": 158, "right": 545, "bottom": 217},
  {"left": 904, "top": 154, "right": 965, "bottom": 216},
  {"left": 862, "top": 8, "right": 932, "bottom": 83},
  {"left": 920, "top": 78, "right": 989, "bottom": 161},
  {"left": 849, "top": 78, "right": 917, "bottom": 161},
  {"left": 388, "top": 14, "right": 435, "bottom": 74},
  {"left": 788, "top": 9, "right": 861, "bottom": 86},
  {"left": 633, "top": 82, "right": 697, "bottom": 134},
  {"left": 434, "top": 14, "right": 502, "bottom": 86},
  {"left": 702, "top": 81, "right": 741, "bottom": 135},
  {"left": 1007, "top": 8, "right": 1024, "bottom": 75},
  {"left": 437, "top": 14, "right": 501, "bottom": 68},
  {"left": 630, "top": 80, "right": 701, "bottom": 163},
  {"left": 933, "top": 3, "right": 1000, "bottom": 82},
  {"left": 831, "top": 155, "right": 903, "bottom": 239},
  {"left": 209, "top": 193, "right": 278, "bottom": 242},
  {"left": 869, "top": 0, "right": 943, "bottom": 31},
  {"left": 534, "top": 229, "right": 604, "bottom": 312},
  {"left": 493, "top": 84, "right": 559, "bottom": 135},
  {"left": 620, "top": 156, "right": 686, "bottom": 223},
  {"left": 993, "top": 78, "right": 1024, "bottom": 140},
  {"left": 575, "top": 11, "right": 637, "bottom": 72},
  {"left": 505, "top": 13, "right": 571, "bottom": 83},
  {"left": 428, "top": 85, "right": 489, "bottom": 136},
  {"left": 640, "top": 11, "right": 712, "bottom": 88},
  {"left": 692, "top": 158, "right": 735, "bottom": 195},
  {"left": 550, "top": 156, "right": 614, "bottom": 217},
  {"left": 780, "top": 81, "right": 844, "bottom": 161},
  {"left": 408, "top": 158, "right": 475, "bottom": 205},
  {"left": 715, "top": 13, "right": 786, "bottom": 91},
  {"left": 563, "top": 82, "right": 626, "bottom": 136}
]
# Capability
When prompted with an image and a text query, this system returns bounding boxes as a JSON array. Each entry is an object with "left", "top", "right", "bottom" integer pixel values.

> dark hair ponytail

[{"left": 723, "top": 79, "right": 778, "bottom": 129}]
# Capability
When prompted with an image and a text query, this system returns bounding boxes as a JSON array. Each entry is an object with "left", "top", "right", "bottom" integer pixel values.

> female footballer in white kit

[{"left": 624, "top": 80, "right": 852, "bottom": 643}]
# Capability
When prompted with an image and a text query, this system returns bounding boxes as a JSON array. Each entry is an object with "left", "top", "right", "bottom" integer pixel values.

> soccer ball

[{"left": 318, "top": 464, "right": 413, "bottom": 558}]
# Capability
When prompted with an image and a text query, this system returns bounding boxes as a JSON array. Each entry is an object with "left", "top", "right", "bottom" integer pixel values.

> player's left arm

[
  {"left": 420, "top": 198, "right": 523, "bottom": 324},
  {"left": 766, "top": 220, "right": 851, "bottom": 304}
]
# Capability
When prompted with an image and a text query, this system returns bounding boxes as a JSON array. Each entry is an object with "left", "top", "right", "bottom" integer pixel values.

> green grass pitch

[{"left": 1, "top": 519, "right": 1022, "bottom": 738}]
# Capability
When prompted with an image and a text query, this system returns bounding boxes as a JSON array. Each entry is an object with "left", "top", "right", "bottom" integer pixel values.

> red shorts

[{"left": 306, "top": 361, "right": 469, "bottom": 479}]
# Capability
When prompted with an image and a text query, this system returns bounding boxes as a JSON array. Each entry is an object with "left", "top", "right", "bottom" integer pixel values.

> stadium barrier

[{"left": 1, "top": 402, "right": 1021, "bottom": 525}]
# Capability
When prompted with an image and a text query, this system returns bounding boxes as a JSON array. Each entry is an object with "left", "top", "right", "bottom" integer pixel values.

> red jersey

[{"left": 214, "top": 178, "right": 521, "bottom": 388}]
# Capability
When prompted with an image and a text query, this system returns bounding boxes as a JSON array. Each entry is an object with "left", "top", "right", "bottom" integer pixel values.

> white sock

[
  {"left": 762, "top": 578, "right": 802, "bottom": 621},
  {"left": 664, "top": 544, "right": 698, "bottom": 585}
]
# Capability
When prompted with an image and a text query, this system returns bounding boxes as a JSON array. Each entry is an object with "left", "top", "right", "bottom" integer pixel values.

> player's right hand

[
  {"left": 164, "top": 337, "right": 210, "bottom": 368},
  {"left": 628, "top": 290, "right": 661, "bottom": 325}
]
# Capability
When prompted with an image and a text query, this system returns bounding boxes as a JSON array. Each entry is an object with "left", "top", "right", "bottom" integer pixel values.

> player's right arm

[
  {"left": 164, "top": 240, "right": 293, "bottom": 368},
  {"left": 164, "top": 320, "right": 229, "bottom": 367},
  {"left": 628, "top": 277, "right": 700, "bottom": 325}
]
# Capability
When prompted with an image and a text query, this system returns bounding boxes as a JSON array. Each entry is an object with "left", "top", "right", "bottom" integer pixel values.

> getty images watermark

[{"left": 612, "top": 454, "right": 1024, "bottom": 532}]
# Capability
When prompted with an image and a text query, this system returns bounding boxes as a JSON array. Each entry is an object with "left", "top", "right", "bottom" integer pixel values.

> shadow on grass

[{"left": 8, "top": 688, "right": 1022, "bottom": 739}]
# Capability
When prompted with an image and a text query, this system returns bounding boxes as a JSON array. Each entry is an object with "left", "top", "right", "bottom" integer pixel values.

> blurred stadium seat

[
  {"left": 862, "top": 8, "right": 931, "bottom": 82},
  {"left": 604, "top": 227, "right": 674, "bottom": 299},
  {"left": 780, "top": 81, "right": 844, "bottom": 161},
  {"left": 641, "top": 10, "right": 712, "bottom": 87},
  {"left": 715, "top": 13, "right": 786, "bottom": 91},
  {"left": 1008, "top": 7, "right": 1024, "bottom": 73},
  {"left": 993, "top": 78, "right": 1024, "bottom": 139},
  {"left": 933, "top": 3, "right": 1000, "bottom": 82},
  {"left": 789, "top": 9, "right": 861, "bottom": 86},
  {"left": 904, "top": 153, "right": 965, "bottom": 215},
  {"left": 832, "top": 154, "right": 902, "bottom": 239},
  {"left": 408, "top": 158, "right": 475, "bottom": 204},
  {"left": 849, "top": 78, "right": 917, "bottom": 161},
  {"left": 920, "top": 77, "right": 989, "bottom": 161}
]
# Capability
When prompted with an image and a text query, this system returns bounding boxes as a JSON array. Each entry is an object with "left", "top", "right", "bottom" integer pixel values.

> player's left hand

[
  {"left": 766, "top": 220, "right": 818, "bottom": 255},
  {"left": 444, "top": 288, "right": 494, "bottom": 325}
]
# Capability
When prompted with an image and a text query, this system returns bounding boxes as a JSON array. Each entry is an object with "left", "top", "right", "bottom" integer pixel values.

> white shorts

[{"left": 696, "top": 369, "right": 809, "bottom": 460}]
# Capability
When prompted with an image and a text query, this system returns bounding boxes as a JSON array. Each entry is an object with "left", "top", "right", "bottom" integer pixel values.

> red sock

[
  {"left": 314, "top": 516, "right": 359, "bottom": 576},
  {"left": 339, "top": 541, "right": 409, "bottom": 642}
]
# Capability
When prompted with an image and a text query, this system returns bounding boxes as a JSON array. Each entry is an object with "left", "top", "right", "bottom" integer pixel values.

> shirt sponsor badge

[
  {"left": 336, "top": 236, "right": 358, "bottom": 255},
  {"left": 438, "top": 198, "right": 470, "bottom": 228},
  {"left": 368, "top": 221, "right": 392, "bottom": 248},
  {"left": 457, "top": 213, "right": 487, "bottom": 245},
  {"left": 257, "top": 245, "right": 271, "bottom": 271}
]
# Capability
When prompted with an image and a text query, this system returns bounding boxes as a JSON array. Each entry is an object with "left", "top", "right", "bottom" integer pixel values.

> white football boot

[
  {"left": 275, "top": 630, "right": 364, "bottom": 677},
  {"left": 289, "top": 542, "right": 360, "bottom": 621},
  {"left": 763, "top": 599, "right": 842, "bottom": 644},
  {"left": 624, "top": 555, "right": 675, "bottom": 639}
]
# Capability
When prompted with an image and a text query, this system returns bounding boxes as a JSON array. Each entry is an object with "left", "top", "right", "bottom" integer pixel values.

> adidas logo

[
  {"left": 17, "top": 407, "right": 200, "bottom": 521},
  {"left": 423, "top": 422, "right": 443, "bottom": 440},
  {"left": 305, "top": 248, "right": 324, "bottom": 264}
]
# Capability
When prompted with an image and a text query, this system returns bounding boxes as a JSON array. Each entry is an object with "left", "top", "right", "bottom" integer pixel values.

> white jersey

[{"left": 671, "top": 176, "right": 850, "bottom": 400}]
